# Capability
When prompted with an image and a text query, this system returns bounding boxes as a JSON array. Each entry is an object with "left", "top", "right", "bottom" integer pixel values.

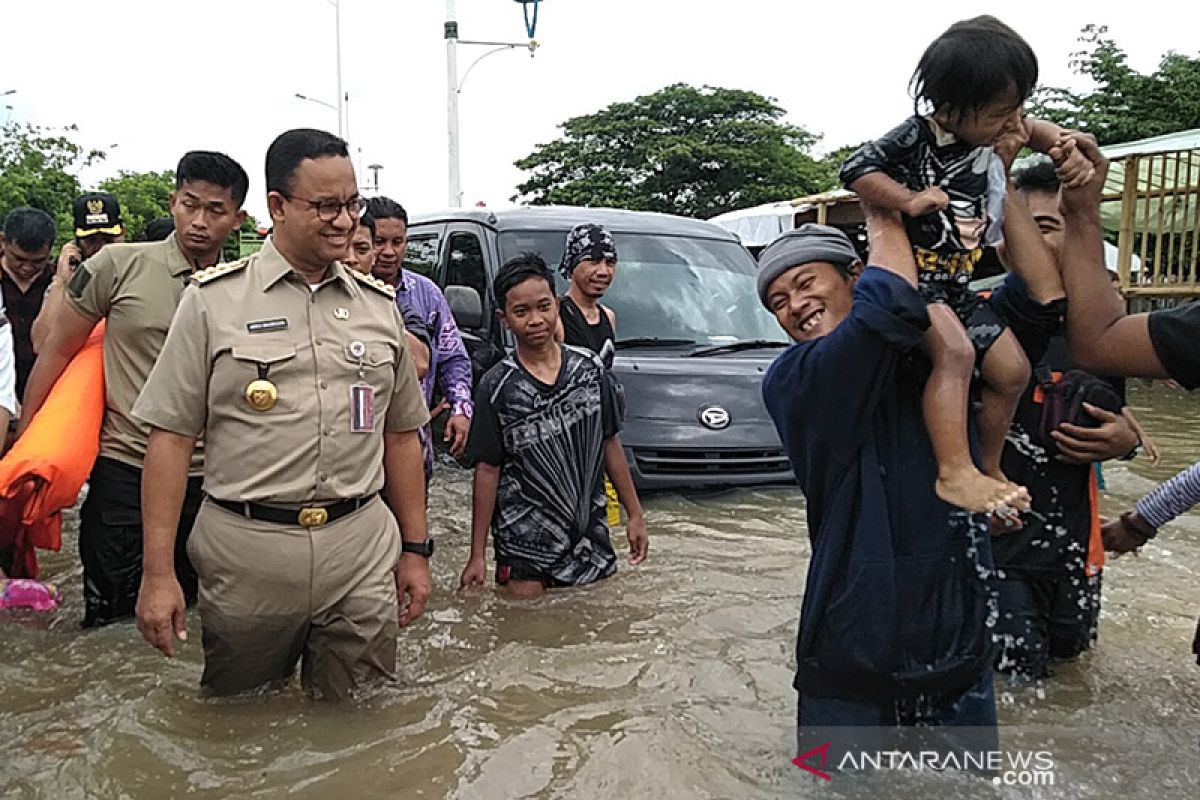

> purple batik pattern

[{"left": 396, "top": 271, "right": 474, "bottom": 473}]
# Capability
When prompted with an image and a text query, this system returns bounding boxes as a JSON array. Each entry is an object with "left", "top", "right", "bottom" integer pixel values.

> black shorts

[
  {"left": 79, "top": 456, "right": 204, "bottom": 628},
  {"left": 920, "top": 282, "right": 1007, "bottom": 363}
]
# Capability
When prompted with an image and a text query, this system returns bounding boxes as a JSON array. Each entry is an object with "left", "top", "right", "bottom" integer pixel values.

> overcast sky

[{"left": 3, "top": 1, "right": 1198, "bottom": 224}]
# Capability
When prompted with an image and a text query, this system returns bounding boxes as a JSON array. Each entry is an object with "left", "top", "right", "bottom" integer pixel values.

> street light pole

[
  {"left": 334, "top": 0, "right": 344, "bottom": 139},
  {"left": 446, "top": 0, "right": 462, "bottom": 207},
  {"left": 444, "top": 2, "right": 536, "bottom": 207}
]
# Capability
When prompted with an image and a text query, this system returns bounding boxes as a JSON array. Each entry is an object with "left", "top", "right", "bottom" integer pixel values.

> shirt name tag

[{"left": 246, "top": 318, "right": 289, "bottom": 334}]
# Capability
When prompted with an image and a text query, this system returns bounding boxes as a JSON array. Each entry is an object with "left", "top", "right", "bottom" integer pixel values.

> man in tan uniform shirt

[
  {"left": 133, "top": 128, "right": 432, "bottom": 699},
  {"left": 21, "top": 152, "right": 249, "bottom": 627}
]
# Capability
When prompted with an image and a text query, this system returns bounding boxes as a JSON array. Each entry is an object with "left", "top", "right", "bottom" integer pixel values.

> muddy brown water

[{"left": 1, "top": 382, "right": 1197, "bottom": 799}]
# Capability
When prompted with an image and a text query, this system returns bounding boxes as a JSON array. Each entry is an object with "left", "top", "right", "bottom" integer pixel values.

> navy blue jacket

[{"left": 764, "top": 267, "right": 1058, "bottom": 701}]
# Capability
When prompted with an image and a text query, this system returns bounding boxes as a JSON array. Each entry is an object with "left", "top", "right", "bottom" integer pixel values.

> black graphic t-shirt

[
  {"left": 840, "top": 115, "right": 1005, "bottom": 284},
  {"left": 466, "top": 345, "right": 622, "bottom": 585}
]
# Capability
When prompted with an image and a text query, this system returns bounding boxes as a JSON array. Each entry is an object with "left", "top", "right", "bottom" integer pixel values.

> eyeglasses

[{"left": 282, "top": 193, "right": 366, "bottom": 222}]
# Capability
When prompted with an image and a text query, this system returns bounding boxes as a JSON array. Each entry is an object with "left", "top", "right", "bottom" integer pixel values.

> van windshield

[{"left": 497, "top": 231, "right": 788, "bottom": 346}]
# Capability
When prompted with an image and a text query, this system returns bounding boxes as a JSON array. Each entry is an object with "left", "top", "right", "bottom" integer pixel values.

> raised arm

[
  {"left": 1058, "top": 135, "right": 1169, "bottom": 380},
  {"left": 1000, "top": 182, "right": 1064, "bottom": 304},
  {"left": 861, "top": 202, "right": 919, "bottom": 288},
  {"left": 31, "top": 243, "right": 81, "bottom": 354}
]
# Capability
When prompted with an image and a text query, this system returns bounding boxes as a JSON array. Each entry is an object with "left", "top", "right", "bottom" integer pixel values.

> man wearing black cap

[
  {"left": 760, "top": 198, "right": 1064, "bottom": 764},
  {"left": 29, "top": 192, "right": 125, "bottom": 355},
  {"left": 555, "top": 223, "right": 618, "bottom": 366}
]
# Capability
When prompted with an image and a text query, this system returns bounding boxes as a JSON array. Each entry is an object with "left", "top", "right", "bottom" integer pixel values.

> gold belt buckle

[{"left": 298, "top": 507, "right": 329, "bottom": 527}]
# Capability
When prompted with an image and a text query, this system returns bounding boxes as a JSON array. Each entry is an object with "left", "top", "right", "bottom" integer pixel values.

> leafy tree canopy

[{"left": 514, "top": 84, "right": 837, "bottom": 219}]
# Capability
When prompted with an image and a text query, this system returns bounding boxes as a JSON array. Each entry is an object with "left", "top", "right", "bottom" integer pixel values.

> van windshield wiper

[
  {"left": 614, "top": 337, "right": 696, "bottom": 349},
  {"left": 686, "top": 339, "right": 788, "bottom": 357}
]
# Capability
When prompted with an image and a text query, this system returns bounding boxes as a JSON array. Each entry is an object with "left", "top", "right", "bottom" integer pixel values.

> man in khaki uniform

[
  {"left": 133, "top": 128, "right": 432, "bottom": 699},
  {"left": 21, "top": 152, "right": 249, "bottom": 627}
]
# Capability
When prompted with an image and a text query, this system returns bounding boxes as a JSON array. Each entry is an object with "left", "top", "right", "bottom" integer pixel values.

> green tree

[
  {"left": 98, "top": 169, "right": 175, "bottom": 243},
  {"left": 0, "top": 122, "right": 103, "bottom": 245},
  {"left": 1032, "top": 25, "right": 1200, "bottom": 145},
  {"left": 225, "top": 215, "right": 261, "bottom": 262},
  {"left": 513, "top": 84, "right": 837, "bottom": 219}
]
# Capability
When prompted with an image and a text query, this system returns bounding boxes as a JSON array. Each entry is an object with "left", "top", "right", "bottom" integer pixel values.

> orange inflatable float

[{"left": 0, "top": 323, "right": 105, "bottom": 578}]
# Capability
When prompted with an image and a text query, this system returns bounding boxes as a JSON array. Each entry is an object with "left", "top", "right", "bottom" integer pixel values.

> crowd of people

[
  {"left": 0, "top": 129, "right": 648, "bottom": 698},
  {"left": 0, "top": 11, "right": 1195, "bottom": 776}
]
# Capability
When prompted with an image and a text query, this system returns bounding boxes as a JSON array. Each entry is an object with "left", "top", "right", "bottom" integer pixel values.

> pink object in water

[{"left": 0, "top": 578, "right": 62, "bottom": 611}]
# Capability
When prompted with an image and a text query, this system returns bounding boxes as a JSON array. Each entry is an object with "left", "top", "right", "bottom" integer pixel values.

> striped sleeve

[{"left": 1135, "top": 461, "right": 1200, "bottom": 529}]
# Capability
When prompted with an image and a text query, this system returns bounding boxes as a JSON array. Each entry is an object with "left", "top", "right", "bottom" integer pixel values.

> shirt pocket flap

[
  {"left": 344, "top": 341, "right": 396, "bottom": 367},
  {"left": 231, "top": 344, "right": 297, "bottom": 365}
]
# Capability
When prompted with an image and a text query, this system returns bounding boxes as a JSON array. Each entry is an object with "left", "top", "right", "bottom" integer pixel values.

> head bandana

[{"left": 559, "top": 224, "right": 617, "bottom": 279}]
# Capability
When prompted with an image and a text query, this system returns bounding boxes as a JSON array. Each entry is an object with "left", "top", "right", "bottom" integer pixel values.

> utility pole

[
  {"left": 446, "top": 0, "right": 461, "bottom": 207},
  {"left": 445, "top": 1, "right": 537, "bottom": 207},
  {"left": 334, "top": 0, "right": 344, "bottom": 139}
]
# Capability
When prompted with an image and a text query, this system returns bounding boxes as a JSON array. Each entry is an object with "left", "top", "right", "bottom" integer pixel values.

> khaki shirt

[
  {"left": 67, "top": 233, "right": 204, "bottom": 473},
  {"left": 132, "top": 238, "right": 429, "bottom": 504}
]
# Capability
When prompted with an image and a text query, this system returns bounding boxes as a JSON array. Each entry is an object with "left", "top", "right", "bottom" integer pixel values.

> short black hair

[
  {"left": 142, "top": 217, "right": 176, "bottom": 242},
  {"left": 365, "top": 196, "right": 408, "bottom": 225},
  {"left": 2, "top": 207, "right": 56, "bottom": 252},
  {"left": 494, "top": 252, "right": 554, "bottom": 309},
  {"left": 1011, "top": 155, "right": 1060, "bottom": 195},
  {"left": 176, "top": 150, "right": 250, "bottom": 206},
  {"left": 358, "top": 213, "right": 376, "bottom": 239},
  {"left": 911, "top": 15, "right": 1038, "bottom": 118},
  {"left": 265, "top": 128, "right": 349, "bottom": 197}
]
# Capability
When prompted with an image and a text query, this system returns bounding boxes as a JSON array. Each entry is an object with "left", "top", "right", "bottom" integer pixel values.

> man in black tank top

[{"left": 555, "top": 223, "right": 617, "bottom": 367}]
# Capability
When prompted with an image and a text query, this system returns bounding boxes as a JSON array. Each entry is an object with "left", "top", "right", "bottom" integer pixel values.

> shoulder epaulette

[
  {"left": 348, "top": 268, "right": 397, "bottom": 299},
  {"left": 190, "top": 260, "right": 248, "bottom": 286}
]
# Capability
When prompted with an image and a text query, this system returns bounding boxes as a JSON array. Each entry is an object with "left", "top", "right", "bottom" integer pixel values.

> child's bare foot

[
  {"left": 982, "top": 468, "right": 1033, "bottom": 513},
  {"left": 937, "top": 467, "right": 1029, "bottom": 514}
]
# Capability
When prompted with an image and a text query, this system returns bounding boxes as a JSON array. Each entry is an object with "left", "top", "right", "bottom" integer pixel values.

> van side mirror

[{"left": 445, "top": 285, "right": 484, "bottom": 330}]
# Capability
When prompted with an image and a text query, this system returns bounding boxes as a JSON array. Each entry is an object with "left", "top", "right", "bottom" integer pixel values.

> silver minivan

[{"left": 404, "top": 206, "right": 794, "bottom": 490}]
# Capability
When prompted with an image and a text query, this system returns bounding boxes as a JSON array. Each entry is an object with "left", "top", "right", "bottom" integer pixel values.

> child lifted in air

[{"left": 841, "top": 14, "right": 1092, "bottom": 514}]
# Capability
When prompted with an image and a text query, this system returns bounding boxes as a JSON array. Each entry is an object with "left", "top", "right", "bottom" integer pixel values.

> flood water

[{"left": 2, "top": 382, "right": 1197, "bottom": 799}]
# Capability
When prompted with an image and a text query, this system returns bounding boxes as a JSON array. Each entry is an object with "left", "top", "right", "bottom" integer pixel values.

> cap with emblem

[{"left": 73, "top": 193, "right": 124, "bottom": 238}]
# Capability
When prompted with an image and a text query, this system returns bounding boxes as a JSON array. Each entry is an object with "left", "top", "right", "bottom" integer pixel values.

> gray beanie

[{"left": 756, "top": 224, "right": 860, "bottom": 308}]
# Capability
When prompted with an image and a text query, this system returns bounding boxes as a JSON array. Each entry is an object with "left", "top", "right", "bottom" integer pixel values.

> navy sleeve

[
  {"left": 1148, "top": 303, "right": 1200, "bottom": 390},
  {"left": 763, "top": 267, "right": 929, "bottom": 461},
  {"left": 839, "top": 116, "right": 926, "bottom": 189},
  {"left": 988, "top": 272, "right": 1065, "bottom": 368}
]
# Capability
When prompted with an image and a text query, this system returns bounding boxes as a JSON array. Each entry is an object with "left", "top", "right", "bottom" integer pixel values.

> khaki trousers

[{"left": 187, "top": 495, "right": 401, "bottom": 699}]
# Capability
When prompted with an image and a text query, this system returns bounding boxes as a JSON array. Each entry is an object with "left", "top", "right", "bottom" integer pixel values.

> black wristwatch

[{"left": 401, "top": 538, "right": 435, "bottom": 558}]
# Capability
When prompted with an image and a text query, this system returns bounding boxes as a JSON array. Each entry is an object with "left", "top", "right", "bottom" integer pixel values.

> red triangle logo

[{"left": 792, "top": 741, "right": 833, "bottom": 781}]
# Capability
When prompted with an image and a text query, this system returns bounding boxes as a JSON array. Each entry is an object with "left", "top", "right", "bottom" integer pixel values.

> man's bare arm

[
  {"left": 20, "top": 303, "right": 96, "bottom": 434},
  {"left": 1058, "top": 135, "right": 1168, "bottom": 378},
  {"left": 860, "top": 202, "right": 919, "bottom": 288}
]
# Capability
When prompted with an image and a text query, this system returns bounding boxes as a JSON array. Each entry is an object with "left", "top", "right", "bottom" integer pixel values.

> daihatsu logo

[{"left": 698, "top": 404, "right": 731, "bottom": 430}]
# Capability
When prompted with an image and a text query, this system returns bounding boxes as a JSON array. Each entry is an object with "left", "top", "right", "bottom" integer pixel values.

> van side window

[
  {"left": 445, "top": 232, "right": 488, "bottom": 315},
  {"left": 403, "top": 232, "right": 441, "bottom": 279}
]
